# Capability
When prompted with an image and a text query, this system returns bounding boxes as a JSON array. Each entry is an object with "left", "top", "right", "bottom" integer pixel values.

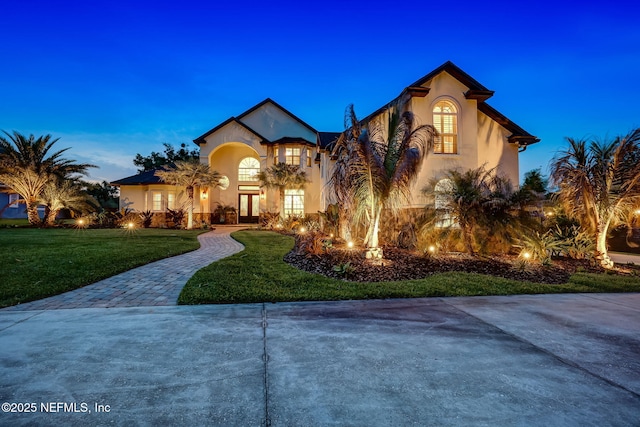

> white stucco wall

[
  {"left": 119, "top": 186, "right": 147, "bottom": 211},
  {"left": 240, "top": 102, "right": 316, "bottom": 143},
  {"left": 207, "top": 143, "right": 263, "bottom": 213},
  {"left": 344, "top": 71, "right": 522, "bottom": 208},
  {"left": 476, "top": 110, "right": 519, "bottom": 184}
]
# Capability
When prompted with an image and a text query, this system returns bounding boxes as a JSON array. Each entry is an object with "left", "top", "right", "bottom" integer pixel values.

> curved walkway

[{"left": 3, "top": 227, "right": 246, "bottom": 311}]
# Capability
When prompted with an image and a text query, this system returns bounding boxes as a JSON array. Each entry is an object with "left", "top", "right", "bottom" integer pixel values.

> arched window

[
  {"left": 434, "top": 178, "right": 455, "bottom": 228},
  {"left": 238, "top": 157, "right": 260, "bottom": 181},
  {"left": 433, "top": 100, "right": 458, "bottom": 154}
]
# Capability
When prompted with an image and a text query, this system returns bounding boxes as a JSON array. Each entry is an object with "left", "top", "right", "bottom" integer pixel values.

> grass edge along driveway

[
  {"left": 1, "top": 228, "right": 204, "bottom": 308},
  {"left": 179, "top": 230, "right": 640, "bottom": 305}
]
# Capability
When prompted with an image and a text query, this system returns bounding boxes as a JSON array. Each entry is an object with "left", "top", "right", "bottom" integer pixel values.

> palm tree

[
  {"left": 422, "top": 166, "right": 534, "bottom": 255},
  {"left": 330, "top": 104, "right": 436, "bottom": 258},
  {"left": 155, "top": 159, "right": 221, "bottom": 229},
  {"left": 0, "top": 131, "right": 95, "bottom": 225},
  {"left": 550, "top": 129, "right": 640, "bottom": 268},
  {"left": 39, "top": 178, "right": 98, "bottom": 226},
  {"left": 256, "top": 162, "right": 309, "bottom": 218}
]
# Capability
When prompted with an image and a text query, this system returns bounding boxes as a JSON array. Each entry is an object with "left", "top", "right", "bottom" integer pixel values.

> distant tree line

[{"left": 133, "top": 142, "right": 199, "bottom": 172}]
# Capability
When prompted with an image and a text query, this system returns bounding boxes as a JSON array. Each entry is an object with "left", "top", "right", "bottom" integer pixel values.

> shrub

[
  {"left": 294, "top": 231, "right": 327, "bottom": 256},
  {"left": 139, "top": 210, "right": 154, "bottom": 228},
  {"left": 318, "top": 204, "right": 340, "bottom": 235},
  {"left": 166, "top": 208, "right": 186, "bottom": 229},
  {"left": 260, "top": 211, "right": 281, "bottom": 229},
  {"left": 332, "top": 262, "right": 355, "bottom": 279}
]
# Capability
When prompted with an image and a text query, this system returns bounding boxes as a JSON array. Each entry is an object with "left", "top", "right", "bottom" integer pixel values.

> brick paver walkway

[{"left": 3, "top": 227, "right": 246, "bottom": 311}]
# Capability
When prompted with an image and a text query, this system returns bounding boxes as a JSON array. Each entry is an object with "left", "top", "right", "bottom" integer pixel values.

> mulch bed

[{"left": 284, "top": 243, "right": 634, "bottom": 284}]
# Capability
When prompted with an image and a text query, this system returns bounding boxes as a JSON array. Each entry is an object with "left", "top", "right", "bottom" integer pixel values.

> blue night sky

[{"left": 2, "top": 0, "right": 639, "bottom": 184}]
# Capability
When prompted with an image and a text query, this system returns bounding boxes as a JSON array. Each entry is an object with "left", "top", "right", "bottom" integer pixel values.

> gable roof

[
  {"left": 193, "top": 98, "right": 318, "bottom": 146},
  {"left": 409, "top": 61, "right": 492, "bottom": 95},
  {"left": 318, "top": 132, "right": 341, "bottom": 151},
  {"left": 477, "top": 103, "right": 539, "bottom": 146},
  {"left": 237, "top": 98, "right": 318, "bottom": 135},
  {"left": 111, "top": 168, "right": 164, "bottom": 186},
  {"left": 360, "top": 60, "right": 538, "bottom": 147},
  {"left": 193, "top": 117, "right": 269, "bottom": 146}
]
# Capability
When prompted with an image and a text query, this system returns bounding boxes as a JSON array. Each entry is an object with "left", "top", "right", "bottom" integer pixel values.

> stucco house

[{"left": 112, "top": 61, "right": 539, "bottom": 224}]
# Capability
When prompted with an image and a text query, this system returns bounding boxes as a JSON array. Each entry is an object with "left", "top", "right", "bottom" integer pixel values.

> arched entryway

[{"left": 208, "top": 143, "right": 265, "bottom": 224}]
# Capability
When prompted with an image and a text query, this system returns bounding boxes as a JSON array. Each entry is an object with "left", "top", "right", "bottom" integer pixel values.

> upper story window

[
  {"left": 238, "top": 157, "right": 260, "bottom": 181},
  {"left": 285, "top": 147, "right": 301, "bottom": 166},
  {"left": 433, "top": 100, "right": 458, "bottom": 154},
  {"left": 274, "top": 147, "right": 279, "bottom": 165},
  {"left": 306, "top": 148, "right": 312, "bottom": 167}
]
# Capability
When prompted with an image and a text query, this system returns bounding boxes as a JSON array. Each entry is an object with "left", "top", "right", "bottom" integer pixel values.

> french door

[{"left": 238, "top": 194, "right": 260, "bottom": 223}]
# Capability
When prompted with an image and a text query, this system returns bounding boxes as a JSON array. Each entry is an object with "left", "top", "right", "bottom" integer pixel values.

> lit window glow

[
  {"left": 285, "top": 147, "right": 301, "bottom": 166},
  {"left": 238, "top": 157, "right": 260, "bottom": 181},
  {"left": 433, "top": 100, "right": 458, "bottom": 154},
  {"left": 283, "top": 189, "right": 304, "bottom": 216},
  {"left": 152, "top": 192, "right": 162, "bottom": 211}
]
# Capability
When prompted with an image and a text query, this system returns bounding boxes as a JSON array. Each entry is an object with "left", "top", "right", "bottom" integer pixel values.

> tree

[
  {"left": 330, "top": 104, "right": 436, "bottom": 258},
  {"left": 0, "top": 131, "right": 95, "bottom": 225},
  {"left": 134, "top": 142, "right": 198, "bottom": 172},
  {"left": 550, "top": 129, "right": 640, "bottom": 268},
  {"left": 423, "top": 166, "right": 533, "bottom": 255},
  {"left": 257, "top": 162, "right": 309, "bottom": 219},
  {"left": 82, "top": 180, "right": 119, "bottom": 210},
  {"left": 155, "top": 159, "right": 221, "bottom": 229},
  {"left": 39, "top": 178, "right": 98, "bottom": 226}
]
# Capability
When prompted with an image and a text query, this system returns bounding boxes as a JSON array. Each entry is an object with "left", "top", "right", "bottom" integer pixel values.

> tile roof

[{"left": 111, "top": 168, "right": 164, "bottom": 186}]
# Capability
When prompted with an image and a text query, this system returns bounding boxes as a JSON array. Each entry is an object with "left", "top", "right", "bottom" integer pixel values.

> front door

[{"left": 238, "top": 194, "right": 260, "bottom": 223}]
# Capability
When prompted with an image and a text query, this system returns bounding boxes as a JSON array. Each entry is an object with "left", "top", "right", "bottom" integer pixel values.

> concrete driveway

[{"left": 1, "top": 293, "right": 639, "bottom": 426}]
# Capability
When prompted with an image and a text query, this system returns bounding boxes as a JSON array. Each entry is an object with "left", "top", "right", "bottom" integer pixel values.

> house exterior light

[
  {"left": 347, "top": 241, "right": 354, "bottom": 248},
  {"left": 201, "top": 189, "right": 208, "bottom": 200}
]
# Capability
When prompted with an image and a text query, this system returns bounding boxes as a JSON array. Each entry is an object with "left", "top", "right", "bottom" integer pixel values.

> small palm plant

[
  {"left": 257, "top": 163, "right": 309, "bottom": 219},
  {"left": 155, "top": 159, "right": 221, "bottom": 230},
  {"left": 39, "top": 178, "right": 98, "bottom": 226}
]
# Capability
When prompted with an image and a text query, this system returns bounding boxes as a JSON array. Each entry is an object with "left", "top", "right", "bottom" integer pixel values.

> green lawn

[
  {"left": 178, "top": 230, "right": 640, "bottom": 305},
  {"left": 0, "top": 228, "right": 203, "bottom": 308}
]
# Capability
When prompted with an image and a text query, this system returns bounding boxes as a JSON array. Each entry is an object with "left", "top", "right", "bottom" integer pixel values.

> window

[
  {"left": 306, "top": 148, "right": 312, "bottom": 167},
  {"left": 8, "top": 193, "right": 20, "bottom": 208},
  {"left": 219, "top": 175, "right": 230, "bottom": 190},
  {"left": 283, "top": 189, "right": 304, "bottom": 216},
  {"left": 238, "top": 157, "right": 260, "bottom": 181},
  {"left": 167, "top": 193, "right": 175, "bottom": 210},
  {"left": 434, "top": 179, "right": 455, "bottom": 228},
  {"left": 274, "top": 147, "right": 279, "bottom": 165},
  {"left": 285, "top": 147, "right": 301, "bottom": 166},
  {"left": 433, "top": 100, "right": 458, "bottom": 154},
  {"left": 152, "top": 192, "right": 162, "bottom": 211}
]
